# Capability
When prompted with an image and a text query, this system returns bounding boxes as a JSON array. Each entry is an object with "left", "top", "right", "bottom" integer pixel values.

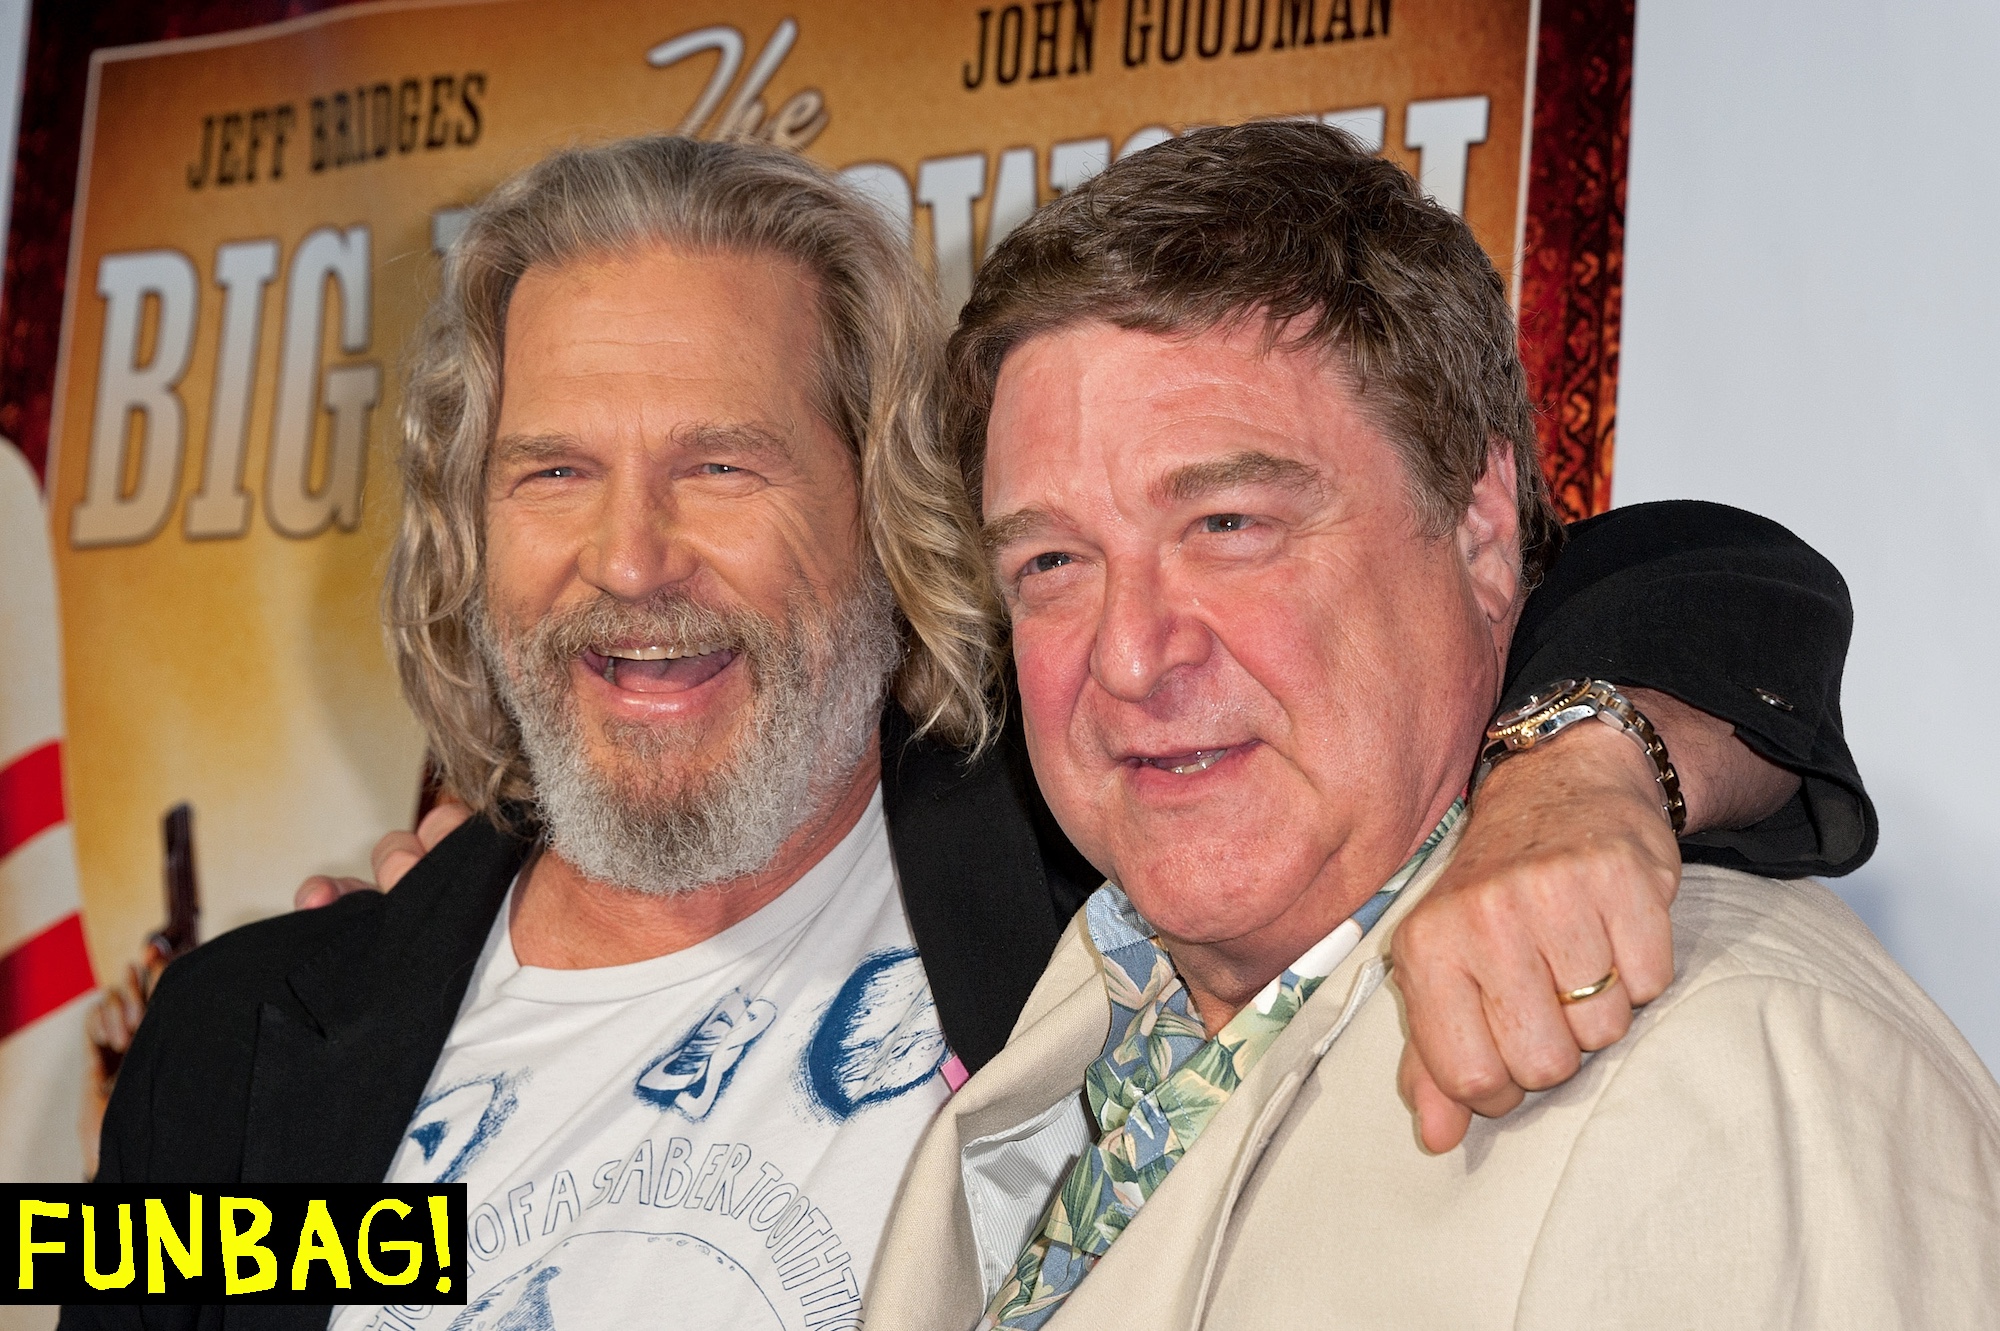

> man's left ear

[{"left": 1456, "top": 439, "right": 1523, "bottom": 630}]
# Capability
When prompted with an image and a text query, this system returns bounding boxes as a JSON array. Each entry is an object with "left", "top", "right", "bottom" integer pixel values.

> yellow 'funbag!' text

[{"left": 7, "top": 1185, "right": 464, "bottom": 1304}]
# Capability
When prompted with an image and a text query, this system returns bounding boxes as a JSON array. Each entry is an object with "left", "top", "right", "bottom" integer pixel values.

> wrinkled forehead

[
  {"left": 981, "top": 318, "right": 1395, "bottom": 521},
  {"left": 496, "top": 243, "right": 853, "bottom": 458},
  {"left": 503, "top": 246, "right": 813, "bottom": 377}
]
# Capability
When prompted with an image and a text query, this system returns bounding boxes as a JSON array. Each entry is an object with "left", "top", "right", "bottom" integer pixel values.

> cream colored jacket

[{"left": 867, "top": 835, "right": 2000, "bottom": 1329}]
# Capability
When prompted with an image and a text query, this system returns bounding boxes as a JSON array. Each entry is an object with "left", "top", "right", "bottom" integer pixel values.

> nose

[
  {"left": 1088, "top": 559, "right": 1212, "bottom": 705},
  {"left": 575, "top": 471, "right": 700, "bottom": 602}
]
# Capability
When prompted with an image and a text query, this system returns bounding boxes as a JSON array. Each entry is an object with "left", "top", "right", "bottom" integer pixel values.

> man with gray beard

[
  {"left": 76, "top": 133, "right": 1872, "bottom": 1331},
  {"left": 482, "top": 575, "right": 901, "bottom": 898}
]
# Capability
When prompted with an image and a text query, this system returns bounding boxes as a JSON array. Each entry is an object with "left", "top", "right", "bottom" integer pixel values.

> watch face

[{"left": 1492, "top": 678, "right": 1585, "bottom": 732}]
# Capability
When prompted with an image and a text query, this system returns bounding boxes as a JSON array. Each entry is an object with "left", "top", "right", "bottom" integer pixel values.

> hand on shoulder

[
  {"left": 1390, "top": 689, "right": 1800, "bottom": 1152},
  {"left": 292, "top": 798, "right": 472, "bottom": 909}
]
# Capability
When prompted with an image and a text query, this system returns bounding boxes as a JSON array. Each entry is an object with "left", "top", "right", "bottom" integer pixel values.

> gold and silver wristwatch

[{"left": 1477, "top": 678, "right": 1687, "bottom": 834}]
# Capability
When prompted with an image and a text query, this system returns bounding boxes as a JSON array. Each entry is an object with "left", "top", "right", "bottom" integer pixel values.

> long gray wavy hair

[{"left": 388, "top": 135, "right": 998, "bottom": 815}]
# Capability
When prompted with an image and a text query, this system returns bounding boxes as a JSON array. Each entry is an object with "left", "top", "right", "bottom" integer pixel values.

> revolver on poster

[
  {"left": 153, "top": 802, "right": 201, "bottom": 964},
  {"left": 81, "top": 804, "right": 202, "bottom": 1177},
  {"left": 92, "top": 802, "right": 201, "bottom": 1082}
]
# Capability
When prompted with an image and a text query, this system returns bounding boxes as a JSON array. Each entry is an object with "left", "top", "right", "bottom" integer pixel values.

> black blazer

[{"left": 71, "top": 501, "right": 1872, "bottom": 1330}]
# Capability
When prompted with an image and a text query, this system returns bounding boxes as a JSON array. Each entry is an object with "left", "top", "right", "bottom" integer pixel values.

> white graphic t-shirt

[{"left": 331, "top": 790, "right": 952, "bottom": 1331}]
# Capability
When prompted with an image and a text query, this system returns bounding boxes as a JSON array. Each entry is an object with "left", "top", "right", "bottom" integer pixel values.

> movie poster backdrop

[{"left": 2, "top": 0, "right": 1631, "bottom": 984}]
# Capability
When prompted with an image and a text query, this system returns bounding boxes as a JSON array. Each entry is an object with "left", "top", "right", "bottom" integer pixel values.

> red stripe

[
  {"left": 0, "top": 912, "right": 95, "bottom": 1039},
  {"left": 0, "top": 740, "right": 65, "bottom": 861}
]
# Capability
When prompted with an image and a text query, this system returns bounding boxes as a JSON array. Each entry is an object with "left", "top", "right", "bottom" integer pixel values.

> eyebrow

[
  {"left": 1152, "top": 450, "right": 1326, "bottom": 507},
  {"left": 673, "top": 420, "right": 796, "bottom": 464},
  {"left": 489, "top": 422, "right": 797, "bottom": 469},
  {"left": 491, "top": 432, "right": 583, "bottom": 469},
  {"left": 980, "top": 506, "right": 1061, "bottom": 559},
  {"left": 979, "top": 451, "right": 1327, "bottom": 557}
]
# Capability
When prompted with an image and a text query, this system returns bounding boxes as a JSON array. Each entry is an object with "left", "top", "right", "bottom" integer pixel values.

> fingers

[
  {"left": 1530, "top": 902, "right": 1631, "bottom": 1056},
  {"left": 367, "top": 800, "right": 470, "bottom": 891},
  {"left": 305, "top": 801, "right": 470, "bottom": 908},
  {"left": 1399, "top": 862, "right": 1657, "bottom": 1109},
  {"left": 84, "top": 967, "right": 150, "bottom": 1060},
  {"left": 1603, "top": 874, "right": 1676, "bottom": 1005},
  {"left": 371, "top": 830, "right": 428, "bottom": 890},
  {"left": 1546, "top": 844, "right": 1675, "bottom": 1049},
  {"left": 1390, "top": 926, "right": 1531, "bottom": 1118},
  {"left": 1555, "top": 974, "right": 1631, "bottom": 1054},
  {"left": 1395, "top": 873, "right": 1583, "bottom": 1101},
  {"left": 295, "top": 876, "right": 339, "bottom": 910},
  {"left": 295, "top": 875, "right": 376, "bottom": 909},
  {"left": 1399, "top": 1041, "right": 1474, "bottom": 1154},
  {"left": 1465, "top": 908, "right": 1593, "bottom": 1092},
  {"left": 118, "top": 966, "right": 149, "bottom": 1038},
  {"left": 84, "top": 991, "right": 127, "bottom": 1056},
  {"left": 416, "top": 798, "right": 473, "bottom": 851},
  {"left": 82, "top": 996, "right": 106, "bottom": 1050},
  {"left": 1388, "top": 709, "right": 1707, "bottom": 1159},
  {"left": 1392, "top": 758, "right": 1687, "bottom": 1144}
]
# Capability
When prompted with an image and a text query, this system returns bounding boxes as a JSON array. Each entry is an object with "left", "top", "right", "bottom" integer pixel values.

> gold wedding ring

[{"left": 1557, "top": 968, "right": 1619, "bottom": 1005}]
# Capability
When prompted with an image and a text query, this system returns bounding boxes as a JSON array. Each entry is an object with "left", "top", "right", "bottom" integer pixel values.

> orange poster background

[{"left": 23, "top": 0, "right": 1552, "bottom": 980}]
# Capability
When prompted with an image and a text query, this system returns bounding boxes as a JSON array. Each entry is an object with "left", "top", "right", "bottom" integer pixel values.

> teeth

[
  {"left": 1151, "top": 749, "right": 1229, "bottom": 775},
  {"left": 598, "top": 644, "right": 723, "bottom": 661}
]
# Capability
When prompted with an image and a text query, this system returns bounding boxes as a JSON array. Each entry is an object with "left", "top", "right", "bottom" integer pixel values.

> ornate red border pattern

[{"left": 1518, "top": 0, "right": 1636, "bottom": 522}]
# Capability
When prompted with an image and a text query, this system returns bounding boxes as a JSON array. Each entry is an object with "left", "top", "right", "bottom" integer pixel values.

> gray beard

[{"left": 476, "top": 570, "right": 902, "bottom": 897}]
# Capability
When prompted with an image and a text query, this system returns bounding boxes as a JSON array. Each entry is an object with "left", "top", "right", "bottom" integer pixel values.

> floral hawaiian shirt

[{"left": 979, "top": 801, "right": 1465, "bottom": 1330}]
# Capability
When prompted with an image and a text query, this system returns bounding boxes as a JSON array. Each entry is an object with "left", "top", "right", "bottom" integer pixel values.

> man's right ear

[{"left": 1456, "top": 439, "right": 1525, "bottom": 644}]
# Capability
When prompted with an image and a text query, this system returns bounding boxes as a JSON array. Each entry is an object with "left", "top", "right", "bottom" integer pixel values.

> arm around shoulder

[{"left": 1508, "top": 500, "right": 1875, "bottom": 877}]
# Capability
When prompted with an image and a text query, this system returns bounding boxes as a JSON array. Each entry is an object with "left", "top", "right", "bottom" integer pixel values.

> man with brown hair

[{"left": 867, "top": 120, "right": 2000, "bottom": 1329}]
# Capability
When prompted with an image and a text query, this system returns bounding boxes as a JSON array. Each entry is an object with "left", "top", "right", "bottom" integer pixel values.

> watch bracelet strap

[
  {"left": 1603, "top": 687, "right": 1688, "bottom": 835},
  {"left": 1479, "top": 681, "right": 1688, "bottom": 835}
]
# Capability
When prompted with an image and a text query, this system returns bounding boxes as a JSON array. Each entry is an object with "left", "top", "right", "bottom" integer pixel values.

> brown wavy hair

[
  {"left": 389, "top": 136, "right": 996, "bottom": 813},
  {"left": 944, "top": 120, "right": 1562, "bottom": 583}
]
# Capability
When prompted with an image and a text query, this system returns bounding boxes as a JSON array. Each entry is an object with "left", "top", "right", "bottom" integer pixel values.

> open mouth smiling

[
  {"left": 1127, "top": 741, "right": 1258, "bottom": 776},
  {"left": 579, "top": 642, "right": 738, "bottom": 694}
]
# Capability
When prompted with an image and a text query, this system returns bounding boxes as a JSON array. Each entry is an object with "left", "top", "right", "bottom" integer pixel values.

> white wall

[{"left": 1618, "top": 0, "right": 2000, "bottom": 1069}]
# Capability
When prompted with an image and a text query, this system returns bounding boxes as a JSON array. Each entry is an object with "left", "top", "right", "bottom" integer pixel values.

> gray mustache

[{"left": 517, "top": 593, "right": 785, "bottom": 683}]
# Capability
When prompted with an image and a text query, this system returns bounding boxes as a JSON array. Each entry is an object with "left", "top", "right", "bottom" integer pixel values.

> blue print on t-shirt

[
  {"left": 801, "top": 947, "right": 948, "bottom": 1120},
  {"left": 406, "top": 1071, "right": 522, "bottom": 1184},
  {"left": 634, "top": 986, "right": 778, "bottom": 1120}
]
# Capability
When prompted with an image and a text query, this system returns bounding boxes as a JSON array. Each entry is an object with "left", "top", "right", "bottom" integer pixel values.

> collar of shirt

[
  {"left": 1085, "top": 797, "right": 1466, "bottom": 1061},
  {"left": 1080, "top": 798, "right": 1466, "bottom": 1138},
  {"left": 978, "top": 799, "right": 1465, "bottom": 1329}
]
